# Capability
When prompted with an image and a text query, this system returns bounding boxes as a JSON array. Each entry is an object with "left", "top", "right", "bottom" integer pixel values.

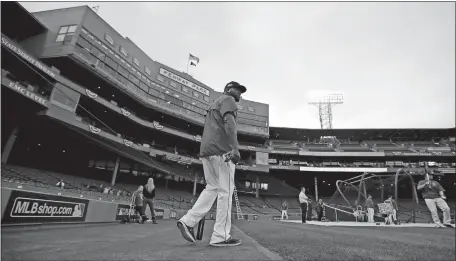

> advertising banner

[
  {"left": 154, "top": 208, "right": 164, "bottom": 220},
  {"left": 2, "top": 77, "right": 49, "bottom": 107},
  {"left": 269, "top": 165, "right": 300, "bottom": 171},
  {"left": 170, "top": 210, "right": 177, "bottom": 219},
  {"left": 299, "top": 151, "right": 385, "bottom": 157},
  {"left": 1, "top": 34, "right": 56, "bottom": 78},
  {"left": 299, "top": 167, "right": 388, "bottom": 173},
  {"left": 115, "top": 204, "right": 133, "bottom": 221},
  {"left": 386, "top": 151, "right": 455, "bottom": 157},
  {"left": 269, "top": 150, "right": 299, "bottom": 155},
  {"left": 2, "top": 190, "right": 89, "bottom": 224},
  {"left": 235, "top": 164, "right": 269, "bottom": 173}
]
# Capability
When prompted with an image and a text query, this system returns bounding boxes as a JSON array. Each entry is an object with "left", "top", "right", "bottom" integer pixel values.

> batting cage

[{"left": 324, "top": 169, "right": 422, "bottom": 222}]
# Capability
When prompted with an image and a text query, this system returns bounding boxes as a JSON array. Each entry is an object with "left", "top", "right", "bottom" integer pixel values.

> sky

[{"left": 20, "top": 1, "right": 455, "bottom": 129}]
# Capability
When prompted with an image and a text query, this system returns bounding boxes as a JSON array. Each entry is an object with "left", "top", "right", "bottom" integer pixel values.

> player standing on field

[
  {"left": 299, "top": 187, "right": 309, "bottom": 223},
  {"left": 281, "top": 201, "right": 288, "bottom": 220},
  {"left": 365, "top": 194, "right": 375, "bottom": 223},
  {"left": 417, "top": 167, "right": 453, "bottom": 228},
  {"left": 177, "top": 81, "right": 247, "bottom": 247}
]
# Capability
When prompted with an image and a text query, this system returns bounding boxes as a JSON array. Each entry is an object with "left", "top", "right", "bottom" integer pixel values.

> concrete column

[
  {"left": 111, "top": 157, "right": 120, "bottom": 186},
  {"left": 314, "top": 176, "right": 318, "bottom": 201},
  {"left": 193, "top": 173, "right": 198, "bottom": 196},
  {"left": 1, "top": 127, "right": 19, "bottom": 165},
  {"left": 255, "top": 175, "right": 260, "bottom": 198}
]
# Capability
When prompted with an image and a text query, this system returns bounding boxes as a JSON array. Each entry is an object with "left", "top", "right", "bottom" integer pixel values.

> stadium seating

[
  {"left": 1, "top": 165, "right": 233, "bottom": 211},
  {"left": 397, "top": 141, "right": 444, "bottom": 152},
  {"left": 302, "top": 143, "right": 335, "bottom": 151},
  {"left": 268, "top": 140, "right": 300, "bottom": 149},
  {"left": 364, "top": 140, "right": 413, "bottom": 152},
  {"left": 338, "top": 142, "right": 373, "bottom": 152}
]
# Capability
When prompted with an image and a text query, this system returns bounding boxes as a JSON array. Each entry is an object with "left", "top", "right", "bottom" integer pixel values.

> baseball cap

[{"left": 224, "top": 81, "right": 247, "bottom": 93}]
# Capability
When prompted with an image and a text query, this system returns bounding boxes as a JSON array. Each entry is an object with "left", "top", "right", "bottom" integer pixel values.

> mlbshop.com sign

[
  {"left": 2, "top": 190, "right": 89, "bottom": 224},
  {"left": 10, "top": 198, "right": 84, "bottom": 217}
]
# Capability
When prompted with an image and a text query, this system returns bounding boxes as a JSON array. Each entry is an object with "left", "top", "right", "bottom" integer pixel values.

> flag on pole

[
  {"left": 189, "top": 54, "right": 200, "bottom": 64},
  {"left": 187, "top": 53, "right": 200, "bottom": 74}
]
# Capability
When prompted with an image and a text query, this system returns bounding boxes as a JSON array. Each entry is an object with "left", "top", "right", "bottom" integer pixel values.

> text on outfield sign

[{"left": 10, "top": 197, "right": 85, "bottom": 218}]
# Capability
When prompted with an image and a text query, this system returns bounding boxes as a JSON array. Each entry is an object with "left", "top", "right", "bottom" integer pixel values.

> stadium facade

[{"left": 2, "top": 2, "right": 455, "bottom": 223}]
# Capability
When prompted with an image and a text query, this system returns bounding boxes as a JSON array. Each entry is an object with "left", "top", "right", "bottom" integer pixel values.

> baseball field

[{"left": 2, "top": 219, "right": 454, "bottom": 260}]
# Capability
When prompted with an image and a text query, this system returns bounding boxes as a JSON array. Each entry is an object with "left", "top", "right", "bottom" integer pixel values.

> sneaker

[
  {"left": 435, "top": 223, "right": 445, "bottom": 228},
  {"left": 443, "top": 223, "right": 455, "bottom": 228},
  {"left": 210, "top": 238, "right": 242, "bottom": 247},
  {"left": 177, "top": 220, "right": 196, "bottom": 243}
]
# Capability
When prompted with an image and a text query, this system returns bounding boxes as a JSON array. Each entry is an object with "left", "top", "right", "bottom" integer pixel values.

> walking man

[
  {"left": 417, "top": 168, "right": 453, "bottom": 228},
  {"left": 316, "top": 199, "right": 324, "bottom": 221},
  {"left": 299, "top": 187, "right": 309, "bottom": 223},
  {"left": 177, "top": 81, "right": 247, "bottom": 246}
]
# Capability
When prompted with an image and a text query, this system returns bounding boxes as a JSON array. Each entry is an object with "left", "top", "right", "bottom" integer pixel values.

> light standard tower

[{"left": 308, "top": 93, "right": 344, "bottom": 143}]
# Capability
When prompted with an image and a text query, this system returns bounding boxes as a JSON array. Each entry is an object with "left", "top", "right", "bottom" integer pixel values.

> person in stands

[
  {"left": 299, "top": 187, "right": 309, "bottom": 223},
  {"left": 417, "top": 168, "right": 453, "bottom": 228},
  {"left": 281, "top": 201, "right": 288, "bottom": 220},
  {"left": 143, "top": 178, "right": 158, "bottom": 224},
  {"left": 365, "top": 194, "right": 375, "bottom": 223},
  {"left": 316, "top": 199, "right": 325, "bottom": 221},
  {"left": 56, "top": 180, "right": 65, "bottom": 189}
]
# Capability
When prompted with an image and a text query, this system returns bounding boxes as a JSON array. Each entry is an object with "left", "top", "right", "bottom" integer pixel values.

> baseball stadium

[{"left": 1, "top": 2, "right": 455, "bottom": 260}]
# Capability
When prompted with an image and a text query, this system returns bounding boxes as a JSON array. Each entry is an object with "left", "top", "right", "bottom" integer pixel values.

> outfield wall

[
  {"left": 1, "top": 187, "right": 275, "bottom": 226},
  {"left": 1, "top": 187, "right": 168, "bottom": 225}
]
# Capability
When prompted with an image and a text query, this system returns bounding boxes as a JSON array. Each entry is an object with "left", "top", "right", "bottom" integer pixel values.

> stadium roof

[
  {"left": 269, "top": 127, "right": 456, "bottom": 141},
  {"left": 1, "top": 2, "right": 48, "bottom": 41}
]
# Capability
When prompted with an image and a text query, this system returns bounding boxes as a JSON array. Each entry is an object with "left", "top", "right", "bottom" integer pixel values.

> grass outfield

[{"left": 234, "top": 220, "right": 455, "bottom": 261}]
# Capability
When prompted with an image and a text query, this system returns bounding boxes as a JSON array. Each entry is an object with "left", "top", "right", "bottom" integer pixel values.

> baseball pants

[
  {"left": 281, "top": 210, "right": 288, "bottom": 220},
  {"left": 424, "top": 198, "right": 451, "bottom": 225},
  {"left": 300, "top": 203, "right": 308, "bottom": 223},
  {"left": 180, "top": 155, "right": 235, "bottom": 244},
  {"left": 392, "top": 209, "right": 397, "bottom": 222},
  {"left": 367, "top": 208, "right": 375, "bottom": 223}
]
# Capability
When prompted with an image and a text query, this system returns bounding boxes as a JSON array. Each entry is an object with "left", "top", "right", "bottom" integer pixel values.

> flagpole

[{"left": 186, "top": 55, "right": 189, "bottom": 74}]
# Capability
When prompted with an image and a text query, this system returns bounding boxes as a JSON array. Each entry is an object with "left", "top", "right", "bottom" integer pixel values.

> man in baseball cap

[
  {"left": 177, "top": 81, "right": 246, "bottom": 247},
  {"left": 223, "top": 81, "right": 246, "bottom": 102},
  {"left": 416, "top": 162, "right": 453, "bottom": 228}
]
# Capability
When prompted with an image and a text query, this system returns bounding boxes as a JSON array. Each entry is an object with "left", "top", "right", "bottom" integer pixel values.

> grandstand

[{"left": 1, "top": 2, "right": 455, "bottom": 228}]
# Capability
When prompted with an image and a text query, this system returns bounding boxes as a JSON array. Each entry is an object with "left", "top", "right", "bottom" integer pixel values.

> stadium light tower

[{"left": 308, "top": 93, "right": 344, "bottom": 130}]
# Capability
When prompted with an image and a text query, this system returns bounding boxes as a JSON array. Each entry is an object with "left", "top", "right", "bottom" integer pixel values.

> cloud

[{"left": 20, "top": 2, "right": 455, "bottom": 129}]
